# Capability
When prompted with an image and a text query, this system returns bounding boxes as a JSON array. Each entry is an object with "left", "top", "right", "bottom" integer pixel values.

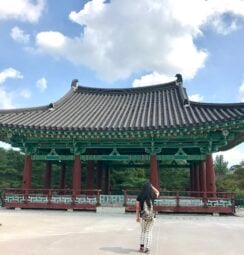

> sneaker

[
  {"left": 139, "top": 247, "right": 144, "bottom": 253},
  {"left": 144, "top": 248, "right": 150, "bottom": 253}
]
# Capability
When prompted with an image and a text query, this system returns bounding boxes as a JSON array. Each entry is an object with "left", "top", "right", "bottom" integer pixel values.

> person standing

[{"left": 136, "top": 182, "right": 159, "bottom": 253}]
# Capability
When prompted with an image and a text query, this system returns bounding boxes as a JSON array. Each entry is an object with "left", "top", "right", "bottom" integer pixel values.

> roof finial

[
  {"left": 175, "top": 74, "right": 189, "bottom": 106},
  {"left": 175, "top": 74, "right": 183, "bottom": 84},
  {"left": 48, "top": 103, "right": 54, "bottom": 111},
  {"left": 71, "top": 79, "right": 78, "bottom": 91}
]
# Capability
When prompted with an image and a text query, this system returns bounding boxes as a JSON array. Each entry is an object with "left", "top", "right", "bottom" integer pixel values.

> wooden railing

[
  {"left": 2, "top": 188, "right": 236, "bottom": 214},
  {"left": 123, "top": 190, "right": 235, "bottom": 214},
  {"left": 3, "top": 188, "right": 102, "bottom": 210}
]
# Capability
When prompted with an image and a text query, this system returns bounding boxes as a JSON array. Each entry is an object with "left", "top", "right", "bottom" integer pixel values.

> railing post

[
  {"left": 24, "top": 189, "right": 29, "bottom": 204},
  {"left": 96, "top": 190, "right": 101, "bottom": 206},
  {"left": 232, "top": 193, "right": 236, "bottom": 214},
  {"left": 1, "top": 190, "right": 5, "bottom": 207},
  {"left": 72, "top": 192, "right": 76, "bottom": 205},
  {"left": 48, "top": 189, "right": 51, "bottom": 204},
  {"left": 123, "top": 190, "right": 128, "bottom": 207},
  {"left": 176, "top": 192, "right": 180, "bottom": 208},
  {"left": 203, "top": 192, "right": 207, "bottom": 207}
]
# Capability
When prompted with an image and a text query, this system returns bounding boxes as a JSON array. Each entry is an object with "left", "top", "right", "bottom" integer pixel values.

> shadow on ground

[{"left": 100, "top": 247, "right": 138, "bottom": 254}]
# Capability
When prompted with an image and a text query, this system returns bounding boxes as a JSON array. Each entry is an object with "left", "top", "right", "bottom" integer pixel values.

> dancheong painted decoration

[{"left": 0, "top": 74, "right": 243, "bottom": 214}]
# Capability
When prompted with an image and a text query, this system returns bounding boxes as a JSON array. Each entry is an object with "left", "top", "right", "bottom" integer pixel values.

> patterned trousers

[{"left": 140, "top": 219, "right": 154, "bottom": 249}]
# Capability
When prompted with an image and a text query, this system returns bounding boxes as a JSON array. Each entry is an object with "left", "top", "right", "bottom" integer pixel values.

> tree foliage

[
  {"left": 0, "top": 149, "right": 74, "bottom": 189},
  {"left": 110, "top": 166, "right": 148, "bottom": 193},
  {"left": 159, "top": 167, "right": 189, "bottom": 191},
  {"left": 216, "top": 159, "right": 244, "bottom": 199},
  {"left": 214, "top": 155, "right": 229, "bottom": 178},
  {"left": 110, "top": 161, "right": 189, "bottom": 192},
  {"left": 0, "top": 148, "right": 23, "bottom": 188}
]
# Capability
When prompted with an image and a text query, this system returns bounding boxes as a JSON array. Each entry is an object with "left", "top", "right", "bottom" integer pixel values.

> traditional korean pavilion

[{"left": 0, "top": 74, "right": 243, "bottom": 213}]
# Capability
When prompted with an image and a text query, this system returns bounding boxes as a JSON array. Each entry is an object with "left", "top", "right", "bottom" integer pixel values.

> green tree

[
  {"left": 217, "top": 160, "right": 244, "bottom": 199},
  {"left": 214, "top": 155, "right": 229, "bottom": 178},
  {"left": 110, "top": 164, "right": 148, "bottom": 193},
  {"left": 0, "top": 148, "right": 23, "bottom": 188}
]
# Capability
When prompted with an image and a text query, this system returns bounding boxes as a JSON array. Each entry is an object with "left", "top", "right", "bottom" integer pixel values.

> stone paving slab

[{"left": 0, "top": 208, "right": 244, "bottom": 255}]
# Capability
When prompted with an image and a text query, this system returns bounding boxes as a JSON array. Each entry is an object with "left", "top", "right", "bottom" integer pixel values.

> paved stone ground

[{"left": 0, "top": 208, "right": 244, "bottom": 255}]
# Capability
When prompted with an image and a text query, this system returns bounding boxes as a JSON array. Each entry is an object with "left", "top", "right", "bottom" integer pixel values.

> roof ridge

[
  {"left": 0, "top": 104, "right": 50, "bottom": 114},
  {"left": 190, "top": 101, "right": 244, "bottom": 107},
  {"left": 76, "top": 80, "right": 178, "bottom": 94},
  {"left": 53, "top": 88, "right": 74, "bottom": 108},
  {"left": 0, "top": 88, "right": 74, "bottom": 114}
]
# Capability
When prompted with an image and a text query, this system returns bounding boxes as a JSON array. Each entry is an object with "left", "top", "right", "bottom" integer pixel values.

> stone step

[{"left": 96, "top": 206, "right": 125, "bottom": 214}]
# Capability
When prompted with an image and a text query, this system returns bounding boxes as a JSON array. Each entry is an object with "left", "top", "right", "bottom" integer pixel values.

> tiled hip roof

[{"left": 0, "top": 81, "right": 243, "bottom": 131}]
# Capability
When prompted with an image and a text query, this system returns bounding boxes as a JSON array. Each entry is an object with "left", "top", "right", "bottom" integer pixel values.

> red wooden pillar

[
  {"left": 190, "top": 164, "right": 193, "bottom": 190},
  {"left": 199, "top": 161, "right": 207, "bottom": 195},
  {"left": 195, "top": 162, "right": 200, "bottom": 197},
  {"left": 22, "top": 155, "right": 32, "bottom": 190},
  {"left": 86, "top": 161, "right": 94, "bottom": 193},
  {"left": 104, "top": 164, "right": 110, "bottom": 195},
  {"left": 59, "top": 163, "right": 66, "bottom": 190},
  {"left": 190, "top": 163, "right": 195, "bottom": 195},
  {"left": 72, "top": 155, "right": 81, "bottom": 195},
  {"left": 206, "top": 154, "right": 217, "bottom": 196},
  {"left": 150, "top": 155, "right": 159, "bottom": 190},
  {"left": 192, "top": 163, "right": 197, "bottom": 196},
  {"left": 96, "top": 161, "right": 103, "bottom": 190},
  {"left": 44, "top": 161, "right": 52, "bottom": 189}
]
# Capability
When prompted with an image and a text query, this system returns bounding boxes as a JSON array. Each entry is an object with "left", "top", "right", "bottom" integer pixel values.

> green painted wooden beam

[
  {"left": 32, "top": 155, "right": 74, "bottom": 161},
  {"left": 31, "top": 154, "right": 205, "bottom": 161}
]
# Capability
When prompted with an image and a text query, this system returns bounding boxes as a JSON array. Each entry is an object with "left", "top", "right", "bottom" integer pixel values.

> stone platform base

[{"left": 96, "top": 206, "right": 125, "bottom": 214}]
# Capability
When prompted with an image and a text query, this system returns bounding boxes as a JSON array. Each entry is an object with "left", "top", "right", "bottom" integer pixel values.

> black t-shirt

[
  {"left": 136, "top": 194, "right": 143, "bottom": 211},
  {"left": 136, "top": 194, "right": 154, "bottom": 212}
]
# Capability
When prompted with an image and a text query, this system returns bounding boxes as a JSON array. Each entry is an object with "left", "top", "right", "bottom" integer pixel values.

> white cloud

[
  {"left": 0, "top": 68, "right": 24, "bottom": 109},
  {"left": 0, "top": 141, "right": 12, "bottom": 150},
  {"left": 34, "top": 0, "right": 244, "bottom": 82},
  {"left": 0, "top": 0, "right": 45, "bottom": 23},
  {"left": 11, "top": 26, "right": 30, "bottom": 44},
  {"left": 212, "top": 16, "right": 240, "bottom": 35},
  {"left": 214, "top": 143, "right": 244, "bottom": 167},
  {"left": 20, "top": 89, "right": 31, "bottom": 98},
  {"left": 133, "top": 72, "right": 174, "bottom": 87},
  {"left": 239, "top": 82, "right": 244, "bottom": 93},
  {"left": 36, "top": 77, "right": 47, "bottom": 92},
  {"left": 0, "top": 141, "right": 20, "bottom": 151},
  {"left": 0, "top": 68, "right": 23, "bottom": 84},
  {"left": 36, "top": 31, "right": 66, "bottom": 49},
  {"left": 189, "top": 94, "right": 204, "bottom": 102},
  {"left": 238, "top": 81, "right": 244, "bottom": 102},
  {"left": 69, "top": 0, "right": 105, "bottom": 23},
  {"left": 0, "top": 87, "right": 15, "bottom": 109}
]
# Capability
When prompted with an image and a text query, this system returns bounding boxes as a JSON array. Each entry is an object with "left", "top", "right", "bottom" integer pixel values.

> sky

[{"left": 0, "top": 0, "right": 243, "bottom": 166}]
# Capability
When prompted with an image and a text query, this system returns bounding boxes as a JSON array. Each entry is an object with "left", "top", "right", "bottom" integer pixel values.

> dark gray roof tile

[{"left": 0, "top": 80, "right": 243, "bottom": 131}]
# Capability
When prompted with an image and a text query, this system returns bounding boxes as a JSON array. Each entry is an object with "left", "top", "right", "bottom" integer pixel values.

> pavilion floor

[{"left": 0, "top": 209, "right": 243, "bottom": 255}]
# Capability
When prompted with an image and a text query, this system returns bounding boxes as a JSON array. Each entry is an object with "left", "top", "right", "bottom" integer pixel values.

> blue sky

[{"left": 0, "top": 0, "right": 243, "bottom": 166}]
